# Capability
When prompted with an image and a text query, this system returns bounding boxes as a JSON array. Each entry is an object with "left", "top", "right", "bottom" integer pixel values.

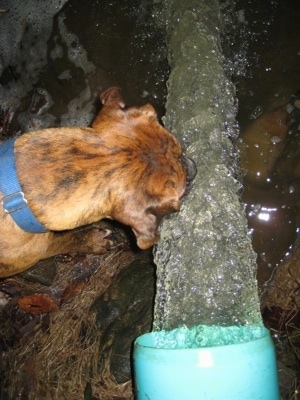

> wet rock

[
  {"left": 20, "top": 258, "right": 57, "bottom": 286},
  {"left": 93, "top": 252, "right": 155, "bottom": 383}
]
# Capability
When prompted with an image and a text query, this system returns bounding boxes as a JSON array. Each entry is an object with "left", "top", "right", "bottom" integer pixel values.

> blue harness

[{"left": 0, "top": 137, "right": 48, "bottom": 233}]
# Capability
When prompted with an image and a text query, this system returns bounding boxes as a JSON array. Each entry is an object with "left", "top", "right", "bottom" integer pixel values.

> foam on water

[
  {"left": 152, "top": 324, "right": 267, "bottom": 349},
  {"left": 0, "top": 0, "right": 68, "bottom": 110},
  {"left": 0, "top": 0, "right": 98, "bottom": 131}
]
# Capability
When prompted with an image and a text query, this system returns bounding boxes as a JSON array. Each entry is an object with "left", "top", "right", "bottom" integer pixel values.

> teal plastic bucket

[{"left": 133, "top": 325, "right": 280, "bottom": 400}]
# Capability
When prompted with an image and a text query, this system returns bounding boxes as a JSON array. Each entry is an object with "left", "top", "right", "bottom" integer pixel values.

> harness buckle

[{"left": 1, "top": 191, "right": 28, "bottom": 214}]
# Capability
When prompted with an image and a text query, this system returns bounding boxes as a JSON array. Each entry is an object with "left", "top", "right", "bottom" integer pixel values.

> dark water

[
  {"left": 0, "top": 0, "right": 169, "bottom": 135},
  {"left": 57, "top": 0, "right": 169, "bottom": 115},
  {"left": 226, "top": 0, "right": 300, "bottom": 288}
]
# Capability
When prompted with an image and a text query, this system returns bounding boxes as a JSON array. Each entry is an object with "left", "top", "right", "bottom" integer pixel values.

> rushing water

[
  {"left": 153, "top": 0, "right": 263, "bottom": 331},
  {"left": 151, "top": 324, "right": 267, "bottom": 349},
  {"left": 153, "top": 0, "right": 300, "bottom": 332}
]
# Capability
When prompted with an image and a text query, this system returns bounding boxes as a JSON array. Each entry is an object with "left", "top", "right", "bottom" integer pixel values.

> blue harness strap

[{"left": 0, "top": 137, "right": 48, "bottom": 233}]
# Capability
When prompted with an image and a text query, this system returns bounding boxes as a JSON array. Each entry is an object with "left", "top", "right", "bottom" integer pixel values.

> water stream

[{"left": 153, "top": 0, "right": 263, "bottom": 331}]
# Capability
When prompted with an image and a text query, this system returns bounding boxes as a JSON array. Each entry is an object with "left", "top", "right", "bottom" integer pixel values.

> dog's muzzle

[{"left": 180, "top": 155, "right": 197, "bottom": 195}]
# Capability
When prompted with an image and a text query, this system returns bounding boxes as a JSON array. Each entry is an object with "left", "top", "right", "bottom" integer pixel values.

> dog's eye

[
  {"left": 146, "top": 206, "right": 159, "bottom": 217},
  {"left": 165, "top": 180, "right": 175, "bottom": 189},
  {"left": 146, "top": 198, "right": 180, "bottom": 218}
]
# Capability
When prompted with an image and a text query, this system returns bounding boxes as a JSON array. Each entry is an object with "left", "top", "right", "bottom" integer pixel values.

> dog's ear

[
  {"left": 126, "top": 103, "right": 157, "bottom": 120},
  {"left": 93, "top": 88, "right": 159, "bottom": 133},
  {"left": 100, "top": 86, "right": 125, "bottom": 109},
  {"left": 92, "top": 87, "right": 126, "bottom": 130}
]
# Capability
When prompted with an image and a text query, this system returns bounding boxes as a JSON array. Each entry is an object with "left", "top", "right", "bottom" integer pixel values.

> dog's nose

[
  {"left": 181, "top": 155, "right": 197, "bottom": 183},
  {"left": 180, "top": 155, "right": 197, "bottom": 195}
]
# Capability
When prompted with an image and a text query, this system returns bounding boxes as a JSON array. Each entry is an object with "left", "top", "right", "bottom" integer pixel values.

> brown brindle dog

[{"left": 0, "top": 87, "right": 196, "bottom": 277}]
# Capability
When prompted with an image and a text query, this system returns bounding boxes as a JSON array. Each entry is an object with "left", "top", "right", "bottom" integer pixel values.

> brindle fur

[{"left": 0, "top": 87, "right": 188, "bottom": 277}]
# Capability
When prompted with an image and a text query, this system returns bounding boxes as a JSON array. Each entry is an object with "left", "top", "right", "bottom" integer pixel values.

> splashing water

[
  {"left": 151, "top": 324, "right": 268, "bottom": 349},
  {"left": 153, "top": 0, "right": 263, "bottom": 331}
]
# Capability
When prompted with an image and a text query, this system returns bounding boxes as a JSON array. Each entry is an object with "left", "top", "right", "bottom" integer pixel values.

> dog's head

[{"left": 92, "top": 87, "right": 196, "bottom": 249}]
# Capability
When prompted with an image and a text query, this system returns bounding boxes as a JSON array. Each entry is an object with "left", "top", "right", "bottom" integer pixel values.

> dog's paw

[
  {"left": 80, "top": 228, "right": 115, "bottom": 254},
  {"left": 85, "top": 228, "right": 116, "bottom": 254}
]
